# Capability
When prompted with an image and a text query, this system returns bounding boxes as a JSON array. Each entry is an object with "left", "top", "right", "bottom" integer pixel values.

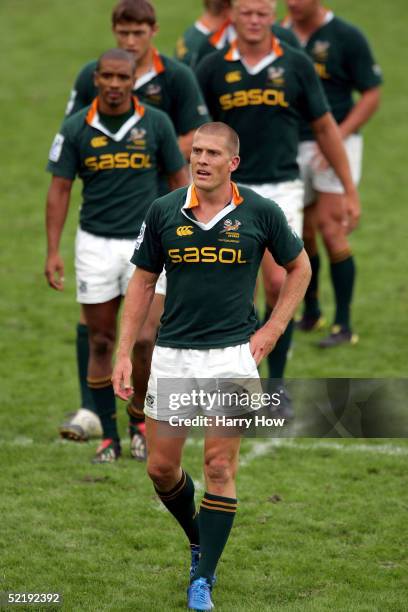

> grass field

[{"left": 0, "top": 0, "right": 407, "bottom": 610}]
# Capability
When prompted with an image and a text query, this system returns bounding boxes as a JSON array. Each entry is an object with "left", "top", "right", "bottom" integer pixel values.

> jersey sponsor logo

[
  {"left": 314, "top": 62, "right": 330, "bottom": 80},
  {"left": 176, "top": 225, "right": 194, "bottom": 236},
  {"left": 168, "top": 246, "right": 247, "bottom": 264},
  {"left": 49, "top": 133, "right": 65, "bottom": 162},
  {"left": 84, "top": 152, "right": 152, "bottom": 170},
  {"left": 267, "top": 67, "right": 285, "bottom": 87},
  {"left": 220, "top": 219, "right": 241, "bottom": 238},
  {"left": 225, "top": 70, "right": 242, "bottom": 83},
  {"left": 311, "top": 40, "right": 330, "bottom": 62},
  {"left": 91, "top": 136, "right": 108, "bottom": 148},
  {"left": 134, "top": 222, "right": 146, "bottom": 250},
  {"left": 219, "top": 88, "right": 289, "bottom": 110}
]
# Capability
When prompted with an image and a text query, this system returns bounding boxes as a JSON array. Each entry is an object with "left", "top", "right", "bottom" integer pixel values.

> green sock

[
  {"left": 303, "top": 253, "right": 321, "bottom": 318},
  {"left": 87, "top": 376, "right": 119, "bottom": 440},
  {"left": 330, "top": 255, "right": 355, "bottom": 330},
  {"left": 76, "top": 323, "right": 95, "bottom": 412},
  {"left": 265, "top": 308, "right": 294, "bottom": 379},
  {"left": 155, "top": 470, "right": 199, "bottom": 546},
  {"left": 193, "top": 492, "right": 237, "bottom": 582}
]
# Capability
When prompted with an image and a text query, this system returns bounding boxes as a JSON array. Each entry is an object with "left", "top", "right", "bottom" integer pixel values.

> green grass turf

[{"left": 0, "top": 0, "right": 407, "bottom": 610}]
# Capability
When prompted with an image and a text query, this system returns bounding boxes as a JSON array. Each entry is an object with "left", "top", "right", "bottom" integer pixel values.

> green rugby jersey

[
  {"left": 65, "top": 49, "right": 209, "bottom": 135},
  {"left": 196, "top": 38, "right": 328, "bottom": 184},
  {"left": 132, "top": 183, "right": 303, "bottom": 349},
  {"left": 47, "top": 97, "right": 185, "bottom": 238},
  {"left": 282, "top": 12, "right": 383, "bottom": 140},
  {"left": 175, "top": 19, "right": 300, "bottom": 70}
]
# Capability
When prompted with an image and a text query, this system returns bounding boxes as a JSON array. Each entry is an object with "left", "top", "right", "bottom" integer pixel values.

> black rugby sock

[{"left": 155, "top": 470, "right": 200, "bottom": 546}]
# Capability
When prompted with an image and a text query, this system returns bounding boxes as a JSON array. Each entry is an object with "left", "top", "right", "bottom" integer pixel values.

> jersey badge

[
  {"left": 225, "top": 70, "right": 242, "bottom": 84},
  {"left": 91, "top": 136, "right": 108, "bottom": 148},
  {"left": 128, "top": 128, "right": 147, "bottom": 149},
  {"left": 176, "top": 225, "right": 194, "bottom": 237},
  {"left": 220, "top": 219, "right": 241, "bottom": 239},
  {"left": 311, "top": 40, "right": 330, "bottom": 62},
  {"left": 267, "top": 67, "right": 285, "bottom": 87}
]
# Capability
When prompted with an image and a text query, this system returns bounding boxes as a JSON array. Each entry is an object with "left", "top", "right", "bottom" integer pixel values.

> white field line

[
  {"left": 2, "top": 436, "right": 408, "bottom": 459},
  {"left": 240, "top": 438, "right": 408, "bottom": 464}
]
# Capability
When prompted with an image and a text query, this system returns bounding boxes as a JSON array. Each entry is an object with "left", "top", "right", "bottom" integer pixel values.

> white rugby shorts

[
  {"left": 75, "top": 228, "right": 166, "bottom": 304},
  {"left": 144, "top": 343, "right": 261, "bottom": 421},
  {"left": 298, "top": 134, "right": 363, "bottom": 206},
  {"left": 241, "top": 179, "right": 304, "bottom": 237}
]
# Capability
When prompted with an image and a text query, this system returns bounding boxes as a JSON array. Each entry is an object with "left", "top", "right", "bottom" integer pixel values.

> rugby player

[
  {"left": 45, "top": 49, "right": 188, "bottom": 463},
  {"left": 112, "top": 122, "right": 311, "bottom": 610},
  {"left": 196, "top": 0, "right": 359, "bottom": 415},
  {"left": 283, "top": 0, "right": 382, "bottom": 347},
  {"left": 175, "top": 0, "right": 300, "bottom": 71},
  {"left": 60, "top": 0, "right": 210, "bottom": 446}
]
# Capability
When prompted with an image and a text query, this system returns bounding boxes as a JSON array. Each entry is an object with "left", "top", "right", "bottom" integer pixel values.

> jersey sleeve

[
  {"left": 65, "top": 62, "right": 97, "bottom": 117},
  {"left": 155, "top": 111, "right": 186, "bottom": 175},
  {"left": 344, "top": 26, "right": 383, "bottom": 92},
  {"left": 46, "top": 121, "right": 79, "bottom": 179},
  {"left": 265, "top": 201, "right": 304, "bottom": 266},
  {"left": 130, "top": 201, "right": 165, "bottom": 273},
  {"left": 168, "top": 62, "right": 210, "bottom": 134},
  {"left": 295, "top": 51, "right": 330, "bottom": 122}
]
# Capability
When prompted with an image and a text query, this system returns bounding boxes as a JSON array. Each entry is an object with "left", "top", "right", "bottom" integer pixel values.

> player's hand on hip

[
  {"left": 249, "top": 328, "right": 279, "bottom": 366},
  {"left": 343, "top": 189, "right": 361, "bottom": 233},
  {"left": 45, "top": 253, "right": 65, "bottom": 290},
  {"left": 112, "top": 356, "right": 134, "bottom": 401}
]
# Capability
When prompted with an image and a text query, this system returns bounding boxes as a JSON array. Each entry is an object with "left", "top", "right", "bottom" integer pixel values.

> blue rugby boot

[{"left": 187, "top": 577, "right": 214, "bottom": 611}]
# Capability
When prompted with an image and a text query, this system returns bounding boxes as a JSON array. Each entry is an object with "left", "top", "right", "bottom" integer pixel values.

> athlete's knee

[
  {"left": 204, "top": 453, "right": 236, "bottom": 486},
  {"left": 147, "top": 457, "right": 179, "bottom": 489},
  {"left": 88, "top": 329, "right": 116, "bottom": 359},
  {"left": 320, "top": 223, "right": 348, "bottom": 254}
]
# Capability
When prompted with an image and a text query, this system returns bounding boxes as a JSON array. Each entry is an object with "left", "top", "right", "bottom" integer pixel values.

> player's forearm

[
  {"left": 264, "top": 251, "right": 311, "bottom": 338},
  {"left": 313, "top": 115, "right": 357, "bottom": 195},
  {"left": 116, "top": 270, "right": 157, "bottom": 358},
  {"left": 338, "top": 87, "right": 381, "bottom": 139},
  {"left": 45, "top": 179, "right": 72, "bottom": 254}
]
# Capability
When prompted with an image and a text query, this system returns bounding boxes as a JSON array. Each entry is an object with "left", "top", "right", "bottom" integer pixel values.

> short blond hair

[
  {"left": 232, "top": 0, "right": 277, "bottom": 9},
  {"left": 195, "top": 122, "right": 240, "bottom": 155}
]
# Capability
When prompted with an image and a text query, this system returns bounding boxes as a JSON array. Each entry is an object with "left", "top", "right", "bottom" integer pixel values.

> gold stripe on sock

[
  {"left": 200, "top": 502, "right": 236, "bottom": 513},
  {"left": 330, "top": 249, "right": 352, "bottom": 264},
  {"left": 202, "top": 498, "right": 238, "bottom": 510},
  {"left": 157, "top": 471, "right": 187, "bottom": 502},
  {"left": 87, "top": 377, "right": 112, "bottom": 389},
  {"left": 127, "top": 404, "right": 145, "bottom": 418}
]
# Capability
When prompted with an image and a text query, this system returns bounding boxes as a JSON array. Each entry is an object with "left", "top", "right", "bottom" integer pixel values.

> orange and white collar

[
  {"left": 134, "top": 48, "right": 165, "bottom": 90},
  {"left": 86, "top": 96, "right": 145, "bottom": 141},
  {"left": 184, "top": 182, "right": 243, "bottom": 209},
  {"left": 182, "top": 182, "right": 243, "bottom": 231},
  {"left": 224, "top": 37, "right": 283, "bottom": 74},
  {"left": 209, "top": 19, "right": 237, "bottom": 49}
]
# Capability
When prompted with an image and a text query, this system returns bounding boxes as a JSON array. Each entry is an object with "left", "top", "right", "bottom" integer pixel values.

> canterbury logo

[
  {"left": 91, "top": 136, "right": 108, "bottom": 148},
  {"left": 176, "top": 225, "right": 193, "bottom": 236}
]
